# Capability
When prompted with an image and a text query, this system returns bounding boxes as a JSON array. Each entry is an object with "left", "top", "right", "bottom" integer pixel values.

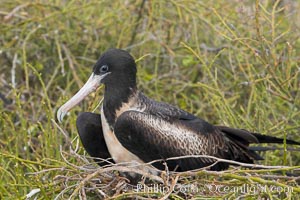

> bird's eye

[{"left": 99, "top": 65, "right": 109, "bottom": 73}]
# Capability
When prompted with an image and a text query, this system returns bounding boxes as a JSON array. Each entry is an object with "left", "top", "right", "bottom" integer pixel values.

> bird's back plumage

[{"left": 113, "top": 92, "right": 269, "bottom": 171}]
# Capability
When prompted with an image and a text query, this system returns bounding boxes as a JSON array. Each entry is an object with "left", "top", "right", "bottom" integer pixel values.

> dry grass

[{"left": 0, "top": 0, "right": 300, "bottom": 199}]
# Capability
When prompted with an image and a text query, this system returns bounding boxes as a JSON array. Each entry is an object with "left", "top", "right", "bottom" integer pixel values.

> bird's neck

[{"left": 103, "top": 84, "right": 137, "bottom": 127}]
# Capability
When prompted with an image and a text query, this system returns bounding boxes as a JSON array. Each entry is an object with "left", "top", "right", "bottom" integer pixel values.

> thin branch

[{"left": 146, "top": 154, "right": 290, "bottom": 170}]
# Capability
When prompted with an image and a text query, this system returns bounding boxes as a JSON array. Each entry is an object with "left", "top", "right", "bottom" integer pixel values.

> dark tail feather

[
  {"left": 252, "top": 133, "right": 300, "bottom": 145},
  {"left": 249, "top": 146, "right": 300, "bottom": 152}
]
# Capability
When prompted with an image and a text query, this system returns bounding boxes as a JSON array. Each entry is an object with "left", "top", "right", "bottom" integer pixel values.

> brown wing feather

[{"left": 114, "top": 111, "right": 256, "bottom": 171}]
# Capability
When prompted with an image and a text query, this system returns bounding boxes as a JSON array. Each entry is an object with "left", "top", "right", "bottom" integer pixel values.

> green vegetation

[{"left": 1, "top": 0, "right": 299, "bottom": 199}]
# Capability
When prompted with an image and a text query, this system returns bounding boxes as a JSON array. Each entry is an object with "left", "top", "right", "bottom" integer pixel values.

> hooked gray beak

[{"left": 57, "top": 73, "right": 108, "bottom": 123}]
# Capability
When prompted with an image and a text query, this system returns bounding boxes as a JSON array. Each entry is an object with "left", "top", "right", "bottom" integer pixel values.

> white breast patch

[{"left": 100, "top": 106, "right": 143, "bottom": 164}]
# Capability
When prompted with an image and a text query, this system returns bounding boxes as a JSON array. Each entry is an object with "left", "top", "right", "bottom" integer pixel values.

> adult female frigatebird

[{"left": 57, "top": 48, "right": 299, "bottom": 172}]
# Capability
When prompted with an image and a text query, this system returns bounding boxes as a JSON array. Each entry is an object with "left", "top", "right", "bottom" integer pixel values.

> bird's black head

[
  {"left": 93, "top": 48, "right": 137, "bottom": 88},
  {"left": 57, "top": 48, "right": 137, "bottom": 122}
]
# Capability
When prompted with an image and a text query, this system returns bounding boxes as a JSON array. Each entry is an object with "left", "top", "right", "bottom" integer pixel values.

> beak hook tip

[{"left": 57, "top": 107, "right": 66, "bottom": 123}]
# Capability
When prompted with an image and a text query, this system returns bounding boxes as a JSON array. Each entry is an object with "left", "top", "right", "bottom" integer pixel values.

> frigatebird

[{"left": 57, "top": 48, "right": 300, "bottom": 172}]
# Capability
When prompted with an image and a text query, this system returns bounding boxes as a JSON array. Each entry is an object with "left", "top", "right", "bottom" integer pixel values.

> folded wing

[{"left": 114, "top": 110, "right": 257, "bottom": 171}]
